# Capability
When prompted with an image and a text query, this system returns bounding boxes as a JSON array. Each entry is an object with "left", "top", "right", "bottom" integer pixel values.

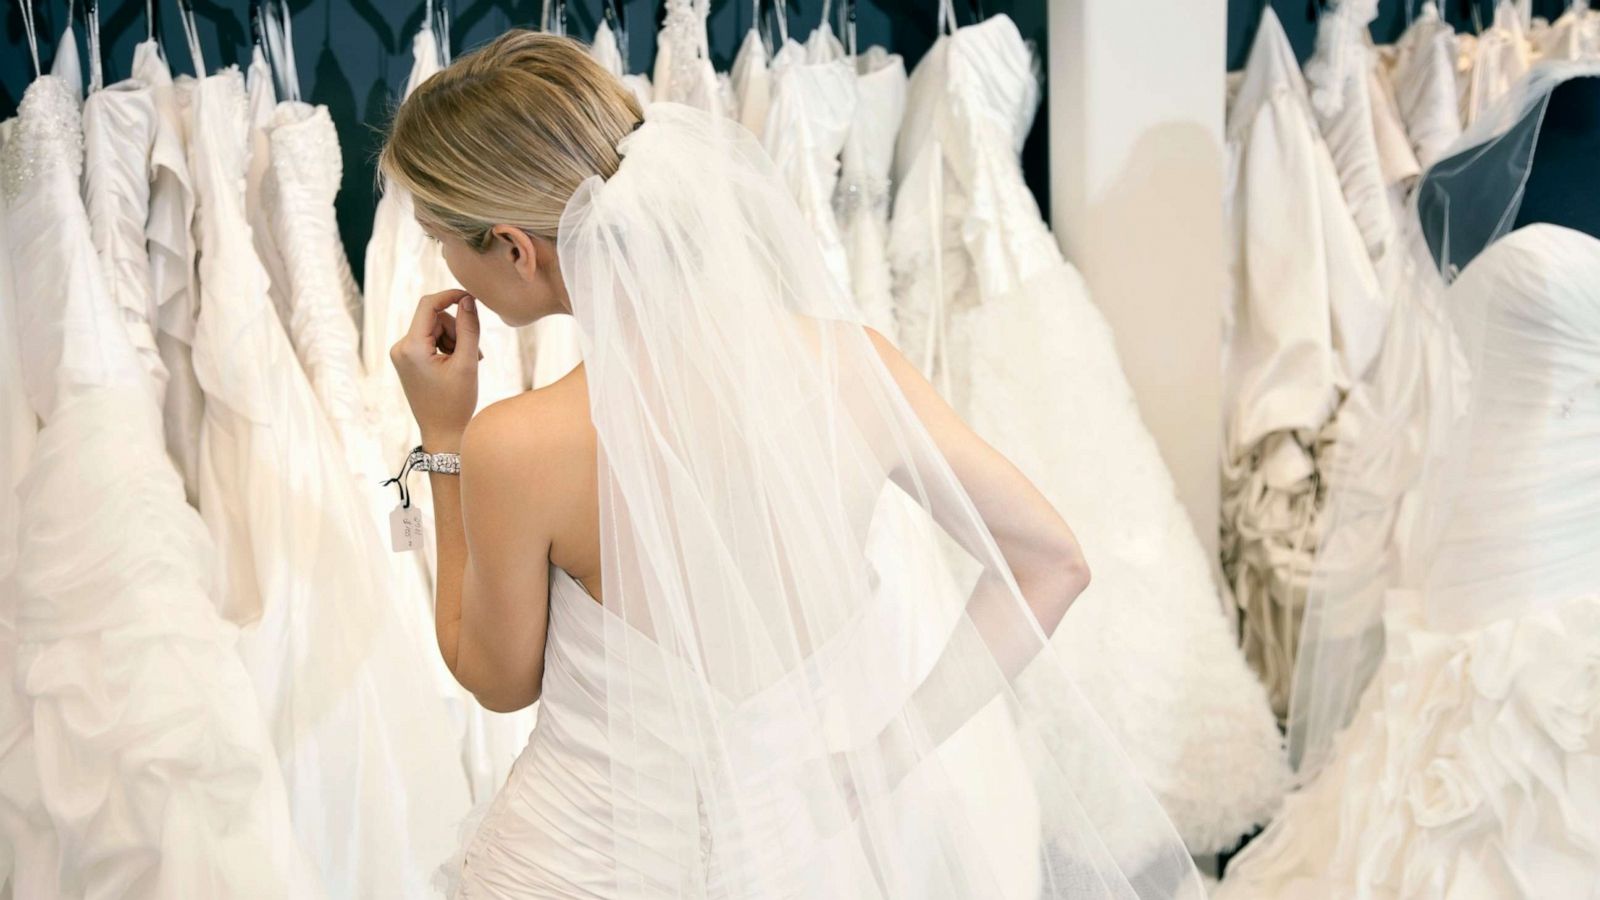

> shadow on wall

[{"left": 1075, "top": 120, "right": 1226, "bottom": 556}]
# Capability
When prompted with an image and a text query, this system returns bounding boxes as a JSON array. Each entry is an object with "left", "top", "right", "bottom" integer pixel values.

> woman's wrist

[{"left": 420, "top": 429, "right": 465, "bottom": 455}]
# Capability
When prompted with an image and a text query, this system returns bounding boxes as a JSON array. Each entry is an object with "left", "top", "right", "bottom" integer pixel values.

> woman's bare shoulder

[{"left": 461, "top": 364, "right": 594, "bottom": 492}]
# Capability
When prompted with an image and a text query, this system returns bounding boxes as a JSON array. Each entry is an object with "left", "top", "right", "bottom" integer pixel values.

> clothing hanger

[
  {"left": 603, "top": 0, "right": 627, "bottom": 71},
  {"left": 85, "top": 0, "right": 102, "bottom": 91},
  {"left": 937, "top": 0, "right": 958, "bottom": 36},
  {"left": 842, "top": 0, "right": 857, "bottom": 56},
  {"left": 174, "top": 0, "right": 205, "bottom": 76},
  {"left": 270, "top": 0, "right": 300, "bottom": 102},
  {"left": 249, "top": 0, "right": 273, "bottom": 68},
  {"left": 540, "top": 0, "right": 567, "bottom": 36},
  {"left": 19, "top": 0, "right": 42, "bottom": 78},
  {"left": 434, "top": 0, "right": 453, "bottom": 66},
  {"left": 767, "top": 0, "right": 789, "bottom": 49}
]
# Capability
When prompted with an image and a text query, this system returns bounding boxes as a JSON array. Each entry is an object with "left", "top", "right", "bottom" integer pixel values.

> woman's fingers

[
  {"left": 393, "top": 290, "right": 473, "bottom": 366},
  {"left": 437, "top": 310, "right": 458, "bottom": 354}
]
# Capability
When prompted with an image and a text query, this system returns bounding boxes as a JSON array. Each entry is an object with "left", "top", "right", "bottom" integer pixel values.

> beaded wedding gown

[
  {"left": 1217, "top": 224, "right": 1600, "bottom": 900},
  {"left": 1, "top": 72, "right": 320, "bottom": 898},
  {"left": 891, "top": 13, "right": 1288, "bottom": 853}
]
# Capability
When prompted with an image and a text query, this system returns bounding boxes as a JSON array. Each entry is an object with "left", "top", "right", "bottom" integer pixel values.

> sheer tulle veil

[
  {"left": 554, "top": 102, "right": 1203, "bottom": 897},
  {"left": 1288, "top": 61, "right": 1600, "bottom": 777}
]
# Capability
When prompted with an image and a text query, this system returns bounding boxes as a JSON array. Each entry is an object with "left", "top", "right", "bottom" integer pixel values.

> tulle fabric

[
  {"left": 540, "top": 100, "right": 1202, "bottom": 898},
  {"left": 892, "top": 12, "right": 1287, "bottom": 853}
]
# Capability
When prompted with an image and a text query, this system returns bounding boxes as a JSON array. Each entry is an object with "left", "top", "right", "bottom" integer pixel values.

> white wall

[{"left": 1048, "top": 0, "right": 1227, "bottom": 562}]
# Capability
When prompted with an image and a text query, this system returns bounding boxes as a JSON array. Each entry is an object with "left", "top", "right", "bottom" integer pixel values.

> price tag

[{"left": 390, "top": 504, "right": 425, "bottom": 553}]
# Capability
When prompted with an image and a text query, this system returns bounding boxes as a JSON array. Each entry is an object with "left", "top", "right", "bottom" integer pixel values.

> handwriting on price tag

[{"left": 391, "top": 505, "right": 424, "bottom": 553}]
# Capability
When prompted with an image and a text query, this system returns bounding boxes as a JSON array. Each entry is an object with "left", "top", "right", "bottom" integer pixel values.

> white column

[{"left": 1048, "top": 0, "right": 1227, "bottom": 562}]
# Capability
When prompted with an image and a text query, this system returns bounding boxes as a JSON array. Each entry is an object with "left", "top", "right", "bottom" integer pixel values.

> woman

[{"left": 383, "top": 31, "right": 1202, "bottom": 899}]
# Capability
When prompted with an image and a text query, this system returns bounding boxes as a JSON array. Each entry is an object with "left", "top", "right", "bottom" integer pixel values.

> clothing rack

[
  {"left": 1227, "top": 0, "right": 1588, "bottom": 70},
  {"left": 0, "top": 0, "right": 1048, "bottom": 287}
]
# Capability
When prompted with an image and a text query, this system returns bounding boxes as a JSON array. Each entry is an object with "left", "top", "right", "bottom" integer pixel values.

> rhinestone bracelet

[{"left": 408, "top": 445, "right": 462, "bottom": 476}]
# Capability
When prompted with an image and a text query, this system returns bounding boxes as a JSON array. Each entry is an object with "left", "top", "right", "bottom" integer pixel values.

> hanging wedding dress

[
  {"left": 246, "top": 49, "right": 293, "bottom": 332},
  {"left": 1307, "top": 0, "right": 1421, "bottom": 298},
  {"left": 439, "top": 97, "right": 1203, "bottom": 900},
  {"left": 83, "top": 74, "right": 165, "bottom": 390},
  {"left": 592, "top": 20, "right": 652, "bottom": 111},
  {"left": 764, "top": 43, "right": 857, "bottom": 300},
  {"left": 257, "top": 88, "right": 472, "bottom": 818},
  {"left": 730, "top": 18, "right": 771, "bottom": 140},
  {"left": 361, "top": 21, "right": 539, "bottom": 805},
  {"left": 186, "top": 65, "right": 470, "bottom": 896},
  {"left": 0, "top": 98, "right": 54, "bottom": 900},
  {"left": 891, "top": 11, "right": 1288, "bottom": 853},
  {"left": 1464, "top": 0, "right": 1531, "bottom": 125},
  {"left": 1537, "top": 2, "right": 1600, "bottom": 61},
  {"left": 838, "top": 47, "right": 906, "bottom": 338},
  {"left": 1220, "top": 67, "right": 1600, "bottom": 899},
  {"left": 1391, "top": 2, "right": 1463, "bottom": 170},
  {"left": 1222, "top": 8, "right": 1383, "bottom": 719},
  {"left": 131, "top": 40, "right": 207, "bottom": 510},
  {"left": 3, "top": 70, "right": 322, "bottom": 898},
  {"left": 654, "top": 0, "right": 723, "bottom": 114}
]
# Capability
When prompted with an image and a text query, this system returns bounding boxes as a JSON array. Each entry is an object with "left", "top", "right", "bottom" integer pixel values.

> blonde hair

[{"left": 380, "top": 30, "right": 643, "bottom": 249}]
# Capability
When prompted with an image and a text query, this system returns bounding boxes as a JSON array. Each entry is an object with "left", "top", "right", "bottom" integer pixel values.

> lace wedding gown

[
  {"left": 891, "top": 13, "right": 1288, "bottom": 853},
  {"left": 186, "top": 66, "right": 469, "bottom": 897},
  {"left": 2, "top": 71, "right": 320, "bottom": 898},
  {"left": 1217, "top": 224, "right": 1600, "bottom": 900}
]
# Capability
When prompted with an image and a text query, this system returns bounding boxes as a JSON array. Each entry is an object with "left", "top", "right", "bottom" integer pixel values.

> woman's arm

[
  {"left": 863, "top": 327, "right": 1090, "bottom": 634},
  {"left": 425, "top": 403, "right": 557, "bottom": 713},
  {"left": 392, "top": 290, "right": 555, "bottom": 713}
]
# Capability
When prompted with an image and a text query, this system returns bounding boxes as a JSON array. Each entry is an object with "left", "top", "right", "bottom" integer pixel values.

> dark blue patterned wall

[
  {"left": 2, "top": 1, "right": 1046, "bottom": 284},
  {"left": 1228, "top": 0, "right": 1586, "bottom": 69}
]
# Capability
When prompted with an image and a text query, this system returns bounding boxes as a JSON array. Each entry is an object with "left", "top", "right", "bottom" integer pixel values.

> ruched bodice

[
  {"left": 455, "top": 565, "right": 936, "bottom": 898},
  {"left": 1424, "top": 224, "right": 1600, "bottom": 627},
  {"left": 1216, "top": 224, "right": 1600, "bottom": 900},
  {"left": 453, "top": 569, "right": 706, "bottom": 898},
  {"left": 260, "top": 100, "right": 373, "bottom": 469},
  {"left": 82, "top": 82, "right": 166, "bottom": 395}
]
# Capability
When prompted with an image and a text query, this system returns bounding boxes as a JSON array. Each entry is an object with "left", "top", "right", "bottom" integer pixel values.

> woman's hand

[{"left": 390, "top": 289, "right": 482, "bottom": 447}]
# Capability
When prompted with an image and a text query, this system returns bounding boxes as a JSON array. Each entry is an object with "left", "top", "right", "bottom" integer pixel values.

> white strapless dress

[
  {"left": 443, "top": 569, "right": 702, "bottom": 898},
  {"left": 1217, "top": 225, "right": 1600, "bottom": 900}
]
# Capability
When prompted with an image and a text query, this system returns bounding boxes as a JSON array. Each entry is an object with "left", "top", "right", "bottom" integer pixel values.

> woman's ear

[{"left": 491, "top": 225, "right": 541, "bottom": 283}]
